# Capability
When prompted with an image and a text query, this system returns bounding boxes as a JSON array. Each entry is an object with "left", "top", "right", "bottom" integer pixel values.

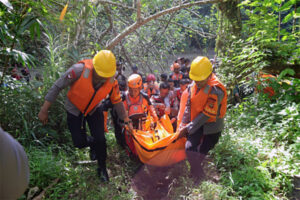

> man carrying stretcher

[{"left": 178, "top": 56, "right": 228, "bottom": 184}]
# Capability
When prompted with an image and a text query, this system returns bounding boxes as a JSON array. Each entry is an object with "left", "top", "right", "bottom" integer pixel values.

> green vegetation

[{"left": 0, "top": 0, "right": 299, "bottom": 199}]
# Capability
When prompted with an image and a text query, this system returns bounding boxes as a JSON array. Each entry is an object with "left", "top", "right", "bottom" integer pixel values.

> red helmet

[{"left": 146, "top": 74, "right": 156, "bottom": 82}]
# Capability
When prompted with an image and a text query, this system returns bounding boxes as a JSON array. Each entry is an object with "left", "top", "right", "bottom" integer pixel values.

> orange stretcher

[{"left": 125, "top": 115, "right": 186, "bottom": 167}]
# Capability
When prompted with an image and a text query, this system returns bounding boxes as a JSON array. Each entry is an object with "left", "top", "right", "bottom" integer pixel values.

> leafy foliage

[
  {"left": 212, "top": 72, "right": 299, "bottom": 199},
  {"left": 216, "top": 0, "right": 299, "bottom": 87}
]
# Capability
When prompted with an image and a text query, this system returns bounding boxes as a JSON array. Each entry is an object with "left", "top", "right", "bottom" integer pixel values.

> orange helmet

[
  {"left": 173, "top": 63, "right": 180, "bottom": 69},
  {"left": 128, "top": 74, "right": 142, "bottom": 88}
]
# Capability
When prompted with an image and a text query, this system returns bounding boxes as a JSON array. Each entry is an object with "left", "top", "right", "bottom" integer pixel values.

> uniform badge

[
  {"left": 207, "top": 98, "right": 216, "bottom": 108},
  {"left": 134, "top": 106, "right": 138, "bottom": 111}
]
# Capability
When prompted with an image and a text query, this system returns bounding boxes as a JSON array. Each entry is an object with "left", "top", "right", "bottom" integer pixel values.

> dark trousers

[
  {"left": 67, "top": 107, "right": 106, "bottom": 168},
  {"left": 110, "top": 109, "right": 126, "bottom": 147},
  {"left": 185, "top": 126, "right": 221, "bottom": 176},
  {"left": 185, "top": 126, "right": 221, "bottom": 155}
]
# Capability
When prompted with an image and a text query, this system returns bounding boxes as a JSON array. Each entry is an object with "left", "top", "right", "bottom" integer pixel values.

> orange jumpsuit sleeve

[
  {"left": 177, "top": 89, "right": 189, "bottom": 127},
  {"left": 110, "top": 80, "right": 122, "bottom": 104}
]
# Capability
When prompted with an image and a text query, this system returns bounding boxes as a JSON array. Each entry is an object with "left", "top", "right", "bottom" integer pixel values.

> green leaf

[
  {"left": 0, "top": 0, "right": 13, "bottom": 10},
  {"left": 18, "top": 16, "right": 37, "bottom": 35},
  {"left": 274, "top": 0, "right": 282, "bottom": 4},
  {"left": 282, "top": 12, "right": 293, "bottom": 23},
  {"left": 282, "top": 35, "right": 288, "bottom": 41},
  {"left": 278, "top": 68, "right": 295, "bottom": 80},
  {"left": 279, "top": 0, "right": 293, "bottom": 12}
]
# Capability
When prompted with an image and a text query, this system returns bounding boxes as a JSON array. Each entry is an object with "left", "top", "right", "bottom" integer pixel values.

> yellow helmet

[
  {"left": 128, "top": 74, "right": 142, "bottom": 88},
  {"left": 93, "top": 50, "right": 116, "bottom": 78},
  {"left": 189, "top": 56, "right": 212, "bottom": 81}
]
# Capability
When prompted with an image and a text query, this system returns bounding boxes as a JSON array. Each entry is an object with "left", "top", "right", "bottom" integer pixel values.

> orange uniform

[
  {"left": 178, "top": 73, "right": 227, "bottom": 126},
  {"left": 123, "top": 92, "right": 158, "bottom": 128},
  {"left": 67, "top": 59, "right": 122, "bottom": 116},
  {"left": 143, "top": 83, "right": 159, "bottom": 98}
]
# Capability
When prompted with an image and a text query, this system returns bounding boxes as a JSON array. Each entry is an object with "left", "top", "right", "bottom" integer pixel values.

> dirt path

[{"left": 131, "top": 156, "right": 220, "bottom": 200}]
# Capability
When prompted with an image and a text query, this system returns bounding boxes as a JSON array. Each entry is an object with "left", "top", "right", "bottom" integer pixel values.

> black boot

[
  {"left": 187, "top": 152, "right": 206, "bottom": 185},
  {"left": 87, "top": 136, "right": 97, "bottom": 161},
  {"left": 97, "top": 167, "right": 109, "bottom": 182},
  {"left": 89, "top": 148, "right": 97, "bottom": 161}
]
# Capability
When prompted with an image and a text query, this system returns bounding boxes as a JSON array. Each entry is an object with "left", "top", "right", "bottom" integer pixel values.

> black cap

[
  {"left": 131, "top": 64, "right": 138, "bottom": 70},
  {"left": 160, "top": 73, "right": 167, "bottom": 79}
]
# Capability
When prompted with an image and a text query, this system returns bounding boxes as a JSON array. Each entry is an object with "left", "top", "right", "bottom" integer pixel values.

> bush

[{"left": 0, "top": 77, "right": 71, "bottom": 146}]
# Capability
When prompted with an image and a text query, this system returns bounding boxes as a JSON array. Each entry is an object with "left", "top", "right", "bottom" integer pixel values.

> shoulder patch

[
  {"left": 83, "top": 68, "right": 90, "bottom": 78},
  {"left": 204, "top": 85, "right": 210, "bottom": 94}
]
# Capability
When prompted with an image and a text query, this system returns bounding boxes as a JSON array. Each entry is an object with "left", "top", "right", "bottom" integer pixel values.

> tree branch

[
  {"left": 137, "top": 0, "right": 142, "bottom": 22},
  {"left": 147, "top": 13, "right": 176, "bottom": 49},
  {"left": 97, "top": 4, "right": 113, "bottom": 44},
  {"left": 96, "top": 0, "right": 135, "bottom": 10},
  {"left": 158, "top": 18, "right": 216, "bottom": 38},
  {"left": 105, "top": 0, "right": 223, "bottom": 49},
  {"left": 188, "top": 9, "right": 203, "bottom": 19}
]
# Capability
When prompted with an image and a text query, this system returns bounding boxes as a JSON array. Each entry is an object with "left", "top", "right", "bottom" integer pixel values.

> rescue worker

[
  {"left": 168, "top": 78, "right": 179, "bottom": 128},
  {"left": 168, "top": 78, "right": 175, "bottom": 92},
  {"left": 143, "top": 74, "right": 159, "bottom": 98},
  {"left": 124, "top": 74, "right": 158, "bottom": 129},
  {"left": 151, "top": 82, "right": 171, "bottom": 119},
  {"left": 101, "top": 80, "right": 128, "bottom": 148},
  {"left": 181, "top": 58, "right": 191, "bottom": 79},
  {"left": 160, "top": 73, "right": 168, "bottom": 83},
  {"left": 176, "top": 79, "right": 189, "bottom": 102},
  {"left": 169, "top": 63, "right": 183, "bottom": 88},
  {"left": 38, "top": 50, "right": 133, "bottom": 182},
  {"left": 107, "top": 60, "right": 128, "bottom": 147},
  {"left": 115, "top": 61, "right": 127, "bottom": 90},
  {"left": 131, "top": 64, "right": 144, "bottom": 78},
  {"left": 177, "top": 56, "right": 227, "bottom": 184},
  {"left": 175, "top": 57, "right": 185, "bottom": 66}
]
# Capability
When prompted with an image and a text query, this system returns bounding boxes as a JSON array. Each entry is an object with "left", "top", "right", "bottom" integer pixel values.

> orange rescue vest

[
  {"left": 125, "top": 93, "right": 147, "bottom": 118},
  {"left": 143, "top": 83, "right": 159, "bottom": 97},
  {"left": 178, "top": 74, "right": 227, "bottom": 125},
  {"left": 171, "top": 72, "right": 183, "bottom": 81},
  {"left": 67, "top": 59, "right": 116, "bottom": 116}
]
